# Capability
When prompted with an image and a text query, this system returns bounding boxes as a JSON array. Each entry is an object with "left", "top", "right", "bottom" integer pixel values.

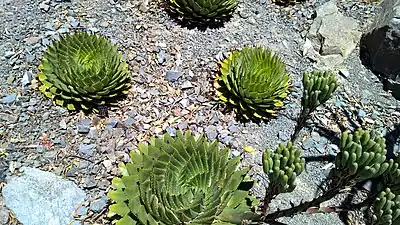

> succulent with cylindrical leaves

[
  {"left": 107, "top": 131, "right": 256, "bottom": 225},
  {"left": 302, "top": 71, "right": 339, "bottom": 113},
  {"left": 215, "top": 46, "right": 291, "bottom": 120},
  {"left": 371, "top": 188, "right": 400, "bottom": 225},
  {"left": 262, "top": 142, "right": 305, "bottom": 193},
  {"left": 38, "top": 32, "right": 131, "bottom": 112},
  {"left": 169, "top": 0, "right": 238, "bottom": 21},
  {"left": 334, "top": 129, "right": 389, "bottom": 182},
  {"left": 380, "top": 158, "right": 400, "bottom": 195}
]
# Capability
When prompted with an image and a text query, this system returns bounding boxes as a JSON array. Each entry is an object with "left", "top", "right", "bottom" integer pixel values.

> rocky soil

[{"left": 0, "top": 0, "right": 399, "bottom": 225}]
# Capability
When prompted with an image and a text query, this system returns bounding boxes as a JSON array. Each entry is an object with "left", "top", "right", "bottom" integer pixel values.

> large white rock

[
  {"left": 360, "top": 0, "right": 400, "bottom": 100},
  {"left": 2, "top": 167, "right": 86, "bottom": 225},
  {"left": 306, "top": 0, "right": 362, "bottom": 69}
]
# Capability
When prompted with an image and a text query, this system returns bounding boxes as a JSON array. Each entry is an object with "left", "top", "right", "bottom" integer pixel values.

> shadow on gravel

[{"left": 385, "top": 123, "right": 400, "bottom": 159}]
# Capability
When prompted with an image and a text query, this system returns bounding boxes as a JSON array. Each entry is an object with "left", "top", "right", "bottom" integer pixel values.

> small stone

[
  {"left": 358, "top": 109, "right": 366, "bottom": 119},
  {"left": 39, "top": 2, "right": 50, "bottom": 11},
  {"left": 315, "top": 143, "right": 325, "bottom": 154},
  {"left": 86, "top": 128, "right": 99, "bottom": 140},
  {"left": 222, "top": 136, "right": 233, "bottom": 144},
  {"left": 166, "top": 127, "right": 176, "bottom": 136},
  {"left": 177, "top": 121, "right": 188, "bottom": 130},
  {"left": 42, "top": 38, "right": 51, "bottom": 46},
  {"left": 79, "top": 144, "right": 94, "bottom": 156},
  {"left": 180, "top": 98, "right": 189, "bottom": 107},
  {"left": 24, "top": 36, "right": 41, "bottom": 45},
  {"left": 0, "top": 206, "right": 10, "bottom": 224},
  {"left": 102, "top": 160, "right": 113, "bottom": 172},
  {"left": 157, "top": 50, "right": 165, "bottom": 64},
  {"left": 70, "top": 21, "right": 79, "bottom": 28},
  {"left": 77, "top": 118, "right": 91, "bottom": 133},
  {"left": 248, "top": 17, "right": 256, "bottom": 25},
  {"left": 303, "top": 138, "right": 315, "bottom": 150},
  {"left": 59, "top": 120, "right": 67, "bottom": 129},
  {"left": 311, "top": 132, "right": 320, "bottom": 141},
  {"left": 166, "top": 70, "right": 181, "bottom": 82},
  {"left": 84, "top": 176, "right": 97, "bottom": 188},
  {"left": 106, "top": 118, "right": 119, "bottom": 128},
  {"left": 278, "top": 131, "right": 289, "bottom": 141},
  {"left": 339, "top": 68, "right": 350, "bottom": 78},
  {"left": 7, "top": 75, "right": 15, "bottom": 85},
  {"left": 205, "top": 126, "right": 217, "bottom": 141},
  {"left": 99, "top": 21, "right": 109, "bottom": 27},
  {"left": 139, "top": 0, "right": 149, "bottom": 12},
  {"left": 2, "top": 93, "right": 17, "bottom": 104},
  {"left": 239, "top": 9, "right": 250, "bottom": 18},
  {"left": 228, "top": 124, "right": 239, "bottom": 133},
  {"left": 124, "top": 118, "right": 135, "bottom": 127},
  {"left": 4, "top": 51, "right": 14, "bottom": 58},
  {"left": 22, "top": 71, "right": 32, "bottom": 86},
  {"left": 76, "top": 206, "right": 88, "bottom": 216},
  {"left": 181, "top": 81, "right": 194, "bottom": 89},
  {"left": 89, "top": 197, "right": 108, "bottom": 213}
]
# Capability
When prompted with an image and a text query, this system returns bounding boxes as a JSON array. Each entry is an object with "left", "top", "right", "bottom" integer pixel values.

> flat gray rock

[{"left": 2, "top": 167, "right": 86, "bottom": 225}]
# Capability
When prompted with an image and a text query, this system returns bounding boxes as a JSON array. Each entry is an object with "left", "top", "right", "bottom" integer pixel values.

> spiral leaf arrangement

[
  {"left": 335, "top": 129, "right": 388, "bottom": 182},
  {"left": 302, "top": 71, "right": 339, "bottom": 113},
  {"left": 272, "top": 0, "right": 305, "bottom": 5},
  {"left": 262, "top": 142, "right": 305, "bottom": 193},
  {"left": 169, "top": 0, "right": 238, "bottom": 21},
  {"left": 107, "top": 131, "right": 256, "bottom": 225},
  {"left": 371, "top": 188, "right": 400, "bottom": 225},
  {"left": 38, "top": 32, "right": 131, "bottom": 112},
  {"left": 215, "top": 46, "right": 290, "bottom": 120}
]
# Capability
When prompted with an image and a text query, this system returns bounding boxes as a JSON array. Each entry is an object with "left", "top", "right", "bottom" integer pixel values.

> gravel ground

[{"left": 0, "top": 0, "right": 399, "bottom": 224}]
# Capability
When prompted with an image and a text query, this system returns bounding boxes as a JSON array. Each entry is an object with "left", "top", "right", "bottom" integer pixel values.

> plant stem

[
  {"left": 261, "top": 187, "right": 342, "bottom": 222},
  {"left": 290, "top": 109, "right": 310, "bottom": 143},
  {"left": 262, "top": 187, "right": 279, "bottom": 216}
]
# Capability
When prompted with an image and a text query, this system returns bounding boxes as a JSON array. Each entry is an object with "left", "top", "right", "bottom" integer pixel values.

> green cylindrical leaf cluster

[
  {"left": 371, "top": 188, "right": 400, "bottom": 225},
  {"left": 302, "top": 71, "right": 338, "bottom": 113},
  {"left": 169, "top": 0, "right": 238, "bottom": 21},
  {"left": 335, "top": 129, "right": 388, "bottom": 182},
  {"left": 381, "top": 159, "right": 400, "bottom": 195},
  {"left": 215, "top": 46, "right": 291, "bottom": 120},
  {"left": 262, "top": 142, "right": 305, "bottom": 193},
  {"left": 38, "top": 32, "right": 131, "bottom": 112},
  {"left": 108, "top": 131, "right": 255, "bottom": 225}
]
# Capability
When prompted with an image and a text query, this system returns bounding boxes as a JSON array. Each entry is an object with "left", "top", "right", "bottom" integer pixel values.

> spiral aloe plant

[
  {"left": 107, "top": 131, "right": 256, "bottom": 225},
  {"left": 215, "top": 46, "right": 291, "bottom": 120},
  {"left": 334, "top": 129, "right": 389, "bottom": 183},
  {"left": 371, "top": 188, "right": 400, "bottom": 225},
  {"left": 169, "top": 0, "right": 238, "bottom": 21},
  {"left": 38, "top": 32, "right": 131, "bottom": 112}
]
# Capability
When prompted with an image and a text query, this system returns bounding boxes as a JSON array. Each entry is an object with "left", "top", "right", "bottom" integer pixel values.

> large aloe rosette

[
  {"left": 107, "top": 131, "right": 256, "bottom": 225},
  {"left": 38, "top": 32, "right": 131, "bottom": 112},
  {"left": 169, "top": 0, "right": 238, "bottom": 21},
  {"left": 215, "top": 46, "right": 291, "bottom": 119}
]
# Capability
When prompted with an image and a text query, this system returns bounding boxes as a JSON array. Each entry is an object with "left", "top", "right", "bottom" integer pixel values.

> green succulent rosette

[
  {"left": 169, "top": 0, "right": 238, "bottom": 21},
  {"left": 215, "top": 46, "right": 291, "bottom": 120},
  {"left": 38, "top": 32, "right": 131, "bottom": 112},
  {"left": 107, "top": 131, "right": 257, "bottom": 225}
]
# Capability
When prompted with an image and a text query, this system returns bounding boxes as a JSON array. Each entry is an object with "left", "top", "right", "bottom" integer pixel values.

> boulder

[
  {"left": 360, "top": 0, "right": 400, "bottom": 100},
  {"left": 305, "top": 0, "right": 362, "bottom": 69},
  {"left": 2, "top": 167, "right": 86, "bottom": 225}
]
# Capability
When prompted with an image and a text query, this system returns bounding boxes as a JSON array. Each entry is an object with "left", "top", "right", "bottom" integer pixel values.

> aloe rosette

[
  {"left": 215, "top": 46, "right": 291, "bottom": 120},
  {"left": 38, "top": 32, "right": 131, "bottom": 112},
  {"left": 169, "top": 0, "right": 238, "bottom": 21},
  {"left": 107, "top": 131, "right": 256, "bottom": 225}
]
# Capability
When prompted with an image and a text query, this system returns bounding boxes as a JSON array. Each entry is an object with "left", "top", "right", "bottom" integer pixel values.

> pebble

[
  {"left": 106, "top": 118, "right": 119, "bottom": 128},
  {"left": 278, "top": 131, "right": 289, "bottom": 141},
  {"left": 59, "top": 120, "right": 67, "bottom": 129},
  {"left": 157, "top": 50, "right": 165, "bottom": 64},
  {"left": 177, "top": 121, "right": 188, "bottom": 130},
  {"left": 4, "top": 51, "right": 14, "bottom": 58},
  {"left": 205, "top": 125, "right": 217, "bottom": 141},
  {"left": 39, "top": 2, "right": 50, "bottom": 11},
  {"left": 77, "top": 118, "right": 91, "bottom": 133},
  {"left": 166, "top": 70, "right": 181, "bottom": 82},
  {"left": 84, "top": 175, "right": 97, "bottom": 188},
  {"left": 24, "top": 36, "right": 41, "bottom": 45},
  {"left": 89, "top": 197, "right": 108, "bottom": 213},
  {"left": 166, "top": 126, "right": 176, "bottom": 136},
  {"left": 302, "top": 138, "right": 315, "bottom": 150},
  {"left": 7, "top": 75, "right": 15, "bottom": 85},
  {"left": 358, "top": 109, "right": 366, "bottom": 119},
  {"left": 339, "top": 68, "right": 350, "bottom": 78},
  {"left": 79, "top": 144, "right": 95, "bottom": 156},
  {"left": 76, "top": 206, "right": 88, "bottom": 216},
  {"left": 99, "top": 21, "right": 109, "bottom": 28},
  {"left": 181, "top": 81, "right": 194, "bottom": 89},
  {"left": 0, "top": 206, "right": 10, "bottom": 224},
  {"left": 2, "top": 93, "right": 17, "bottom": 104},
  {"left": 22, "top": 71, "right": 32, "bottom": 86}
]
